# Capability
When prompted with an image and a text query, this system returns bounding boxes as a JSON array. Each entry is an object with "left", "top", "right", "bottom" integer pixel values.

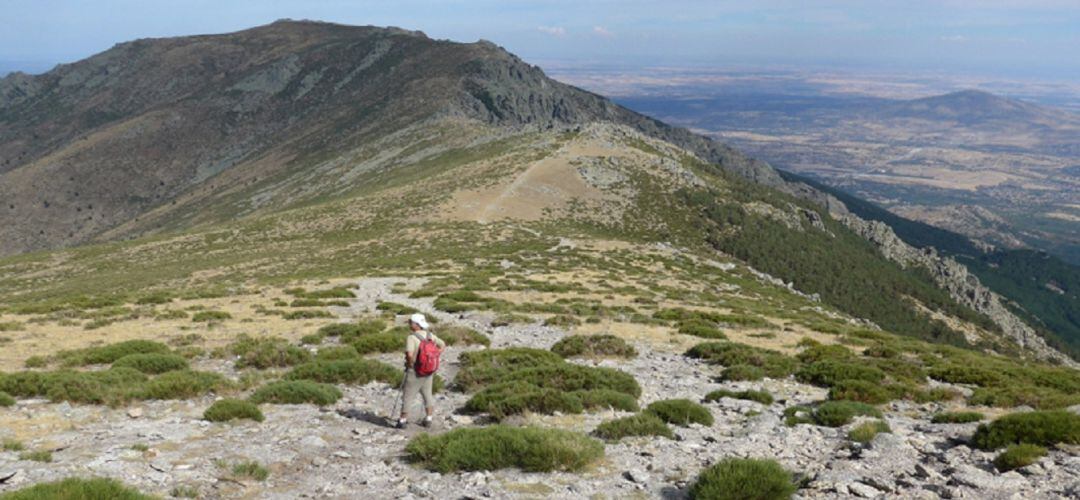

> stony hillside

[{"left": 1, "top": 21, "right": 1079, "bottom": 499}]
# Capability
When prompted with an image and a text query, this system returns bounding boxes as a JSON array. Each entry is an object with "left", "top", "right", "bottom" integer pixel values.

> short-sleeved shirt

[{"left": 405, "top": 330, "right": 446, "bottom": 357}]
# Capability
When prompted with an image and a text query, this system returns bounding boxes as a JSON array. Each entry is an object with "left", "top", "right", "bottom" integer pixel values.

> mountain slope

[{"left": 0, "top": 20, "right": 1070, "bottom": 366}]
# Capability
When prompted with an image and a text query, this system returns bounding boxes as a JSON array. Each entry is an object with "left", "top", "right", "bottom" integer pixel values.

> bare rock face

[{"left": 840, "top": 213, "right": 1075, "bottom": 366}]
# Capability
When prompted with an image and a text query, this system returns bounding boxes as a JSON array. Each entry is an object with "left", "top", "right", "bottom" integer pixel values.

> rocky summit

[{"left": 1, "top": 20, "right": 1079, "bottom": 500}]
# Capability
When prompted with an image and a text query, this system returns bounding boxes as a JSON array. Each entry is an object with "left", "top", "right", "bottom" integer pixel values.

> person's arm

[
  {"left": 405, "top": 336, "right": 417, "bottom": 368},
  {"left": 434, "top": 334, "right": 446, "bottom": 350}
]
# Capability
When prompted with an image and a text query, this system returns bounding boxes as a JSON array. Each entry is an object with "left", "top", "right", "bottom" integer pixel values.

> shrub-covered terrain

[
  {"left": 993, "top": 443, "right": 1047, "bottom": 472},
  {"left": 550, "top": 334, "right": 637, "bottom": 358},
  {"left": 688, "top": 458, "right": 797, "bottom": 500},
  {"left": 249, "top": 380, "right": 343, "bottom": 406},
  {"left": 971, "top": 410, "right": 1080, "bottom": 450},
  {"left": 645, "top": 399, "right": 714, "bottom": 427},
  {"left": 704, "top": 389, "right": 774, "bottom": 405},
  {"left": 0, "top": 477, "right": 155, "bottom": 500},
  {"left": 405, "top": 425, "right": 604, "bottom": 473},
  {"left": 592, "top": 412, "right": 674, "bottom": 441},
  {"left": 204, "top": 398, "right": 265, "bottom": 422}
]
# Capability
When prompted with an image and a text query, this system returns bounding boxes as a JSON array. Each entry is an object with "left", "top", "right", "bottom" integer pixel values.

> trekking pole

[{"left": 389, "top": 367, "right": 408, "bottom": 420}]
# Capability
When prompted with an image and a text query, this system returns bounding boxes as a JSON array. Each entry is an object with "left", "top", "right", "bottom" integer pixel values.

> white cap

[{"left": 409, "top": 313, "right": 429, "bottom": 330}]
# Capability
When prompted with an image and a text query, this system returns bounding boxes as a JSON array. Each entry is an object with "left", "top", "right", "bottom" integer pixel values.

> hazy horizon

[{"left": 2, "top": 0, "right": 1079, "bottom": 81}]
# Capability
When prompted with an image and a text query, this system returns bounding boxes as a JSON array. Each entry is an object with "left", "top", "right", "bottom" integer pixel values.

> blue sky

[{"left": 2, "top": 1, "right": 1078, "bottom": 78}]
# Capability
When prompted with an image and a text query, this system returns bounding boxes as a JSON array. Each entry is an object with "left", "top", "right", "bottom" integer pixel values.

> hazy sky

[{"left": 2, "top": 0, "right": 1079, "bottom": 78}]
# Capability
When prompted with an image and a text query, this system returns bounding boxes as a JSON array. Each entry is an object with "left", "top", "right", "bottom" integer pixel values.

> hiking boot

[
  {"left": 421, "top": 417, "right": 433, "bottom": 428},
  {"left": 396, "top": 419, "right": 408, "bottom": 429}
]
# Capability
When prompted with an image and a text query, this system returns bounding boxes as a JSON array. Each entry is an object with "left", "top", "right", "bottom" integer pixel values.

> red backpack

[{"left": 414, "top": 332, "right": 441, "bottom": 376}]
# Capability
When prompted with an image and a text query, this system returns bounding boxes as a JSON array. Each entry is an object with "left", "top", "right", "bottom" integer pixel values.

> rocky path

[{"left": 1, "top": 277, "right": 1078, "bottom": 498}]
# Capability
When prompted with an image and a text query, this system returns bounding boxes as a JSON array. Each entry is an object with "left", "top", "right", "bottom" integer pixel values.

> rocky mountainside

[{"left": 0, "top": 20, "right": 779, "bottom": 258}]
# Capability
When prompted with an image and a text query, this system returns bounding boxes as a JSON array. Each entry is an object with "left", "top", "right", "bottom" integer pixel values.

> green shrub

[
  {"left": 376, "top": 301, "right": 420, "bottom": 315},
  {"left": 315, "top": 345, "right": 360, "bottom": 361},
  {"left": 138, "top": 370, "right": 231, "bottom": 400},
  {"left": 0, "top": 391, "right": 14, "bottom": 407},
  {"left": 491, "top": 313, "right": 533, "bottom": 326},
  {"left": 112, "top": 353, "right": 189, "bottom": 374},
  {"left": 465, "top": 382, "right": 583, "bottom": 419},
  {"left": 58, "top": 340, "right": 170, "bottom": 366},
  {"left": 283, "top": 309, "right": 333, "bottom": 320},
  {"left": 688, "top": 458, "right": 797, "bottom": 500},
  {"left": 646, "top": 399, "right": 714, "bottom": 427},
  {"left": 231, "top": 460, "right": 270, "bottom": 481},
  {"left": 796, "top": 344, "right": 855, "bottom": 364},
  {"left": 677, "top": 319, "right": 727, "bottom": 340},
  {"left": 571, "top": 389, "right": 640, "bottom": 412},
  {"left": 0, "top": 478, "right": 154, "bottom": 499},
  {"left": 913, "top": 387, "right": 962, "bottom": 403},
  {"left": 191, "top": 310, "right": 231, "bottom": 322},
  {"left": 249, "top": 380, "right": 342, "bottom": 406},
  {"left": 927, "top": 363, "right": 1002, "bottom": 386},
  {"left": 971, "top": 410, "right": 1080, "bottom": 450},
  {"left": 827, "top": 379, "right": 893, "bottom": 404},
  {"left": 19, "top": 450, "right": 52, "bottom": 462},
  {"left": 968, "top": 385, "right": 1080, "bottom": 410},
  {"left": 719, "top": 365, "right": 765, "bottom": 381},
  {"left": 686, "top": 342, "right": 798, "bottom": 378},
  {"left": 455, "top": 348, "right": 568, "bottom": 391},
  {"left": 796, "top": 360, "right": 884, "bottom": 387},
  {"left": 351, "top": 331, "right": 405, "bottom": 354},
  {"left": 2, "top": 439, "right": 23, "bottom": 451},
  {"left": 813, "top": 401, "right": 882, "bottom": 427},
  {"left": 135, "top": 293, "right": 172, "bottom": 305},
  {"left": 436, "top": 325, "right": 491, "bottom": 347},
  {"left": 931, "top": 411, "right": 984, "bottom": 424},
  {"left": 296, "top": 287, "right": 354, "bottom": 299},
  {"left": 510, "top": 364, "right": 641, "bottom": 398},
  {"left": 848, "top": 420, "right": 891, "bottom": 443},
  {"left": 299, "top": 333, "right": 325, "bottom": 345},
  {"left": 229, "top": 335, "right": 311, "bottom": 369},
  {"left": 23, "top": 356, "right": 47, "bottom": 368},
  {"left": 551, "top": 334, "right": 637, "bottom": 358},
  {"left": 993, "top": 444, "right": 1047, "bottom": 472},
  {"left": 593, "top": 412, "right": 674, "bottom": 441},
  {"left": 863, "top": 344, "right": 900, "bottom": 359},
  {"left": 204, "top": 398, "right": 264, "bottom": 422},
  {"left": 285, "top": 359, "right": 403, "bottom": 386},
  {"left": 317, "top": 319, "right": 386, "bottom": 339},
  {"left": 405, "top": 425, "right": 604, "bottom": 473},
  {"left": 704, "top": 389, "right": 774, "bottom": 405},
  {"left": 543, "top": 315, "right": 581, "bottom": 328}
]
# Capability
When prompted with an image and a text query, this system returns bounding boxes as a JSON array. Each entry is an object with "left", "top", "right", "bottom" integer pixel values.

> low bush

[
  {"left": 204, "top": 398, "right": 264, "bottom": 422},
  {"left": 229, "top": 335, "right": 311, "bottom": 369},
  {"left": 285, "top": 359, "right": 403, "bottom": 386},
  {"left": 827, "top": 379, "right": 893, "bottom": 405},
  {"left": 283, "top": 309, "right": 333, "bottom": 320},
  {"left": 299, "top": 333, "right": 325, "bottom": 345},
  {"left": 436, "top": 325, "right": 491, "bottom": 347},
  {"left": 646, "top": 399, "right": 714, "bottom": 427},
  {"left": 543, "top": 315, "right": 581, "bottom": 328},
  {"left": 0, "top": 478, "right": 154, "bottom": 499},
  {"left": 704, "top": 389, "right": 774, "bottom": 405},
  {"left": 686, "top": 342, "right": 799, "bottom": 378},
  {"left": 848, "top": 420, "right": 891, "bottom": 443},
  {"left": 926, "top": 363, "right": 1002, "bottom": 387},
  {"left": 688, "top": 458, "right": 797, "bottom": 500},
  {"left": 405, "top": 425, "right": 604, "bottom": 473},
  {"left": 814, "top": 401, "right": 882, "bottom": 427},
  {"left": 19, "top": 450, "right": 52, "bottom": 462},
  {"left": 677, "top": 319, "right": 727, "bottom": 340},
  {"left": 352, "top": 331, "right": 405, "bottom": 354},
  {"left": 796, "top": 360, "right": 884, "bottom": 387},
  {"left": 931, "top": 411, "right": 984, "bottom": 424},
  {"left": 295, "top": 287, "right": 354, "bottom": 299},
  {"left": 455, "top": 348, "right": 566, "bottom": 391},
  {"left": 971, "top": 410, "right": 1080, "bottom": 450},
  {"left": 315, "top": 345, "right": 360, "bottom": 361},
  {"left": 0, "top": 391, "right": 14, "bottom": 407},
  {"left": 490, "top": 313, "right": 533, "bottom": 326},
  {"left": 230, "top": 460, "right": 270, "bottom": 481},
  {"left": 112, "top": 353, "right": 189, "bottom": 374},
  {"left": 719, "top": 365, "right": 766, "bottom": 381},
  {"left": 2, "top": 439, "right": 23, "bottom": 451},
  {"left": 551, "top": 334, "right": 637, "bottom": 359},
  {"left": 57, "top": 340, "right": 170, "bottom": 366},
  {"left": 376, "top": 301, "right": 419, "bottom": 315},
  {"left": 23, "top": 356, "right": 47, "bottom": 368},
  {"left": 249, "top": 380, "right": 342, "bottom": 406},
  {"left": 191, "top": 311, "right": 231, "bottom": 322},
  {"left": 465, "top": 382, "right": 583, "bottom": 419},
  {"left": 796, "top": 344, "right": 855, "bottom": 364},
  {"left": 863, "top": 344, "right": 900, "bottom": 359},
  {"left": 572, "top": 389, "right": 640, "bottom": 412},
  {"left": 968, "top": 385, "right": 1080, "bottom": 410},
  {"left": 593, "top": 412, "right": 674, "bottom": 441},
  {"left": 138, "top": 370, "right": 232, "bottom": 400},
  {"left": 317, "top": 319, "right": 387, "bottom": 339},
  {"left": 511, "top": 364, "right": 641, "bottom": 398},
  {"left": 913, "top": 387, "right": 961, "bottom": 403},
  {"left": 993, "top": 443, "right": 1047, "bottom": 472}
]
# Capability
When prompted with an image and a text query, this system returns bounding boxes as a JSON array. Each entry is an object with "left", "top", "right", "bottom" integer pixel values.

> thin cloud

[
  {"left": 940, "top": 34, "right": 968, "bottom": 42},
  {"left": 592, "top": 25, "right": 613, "bottom": 38},
  {"left": 537, "top": 25, "right": 566, "bottom": 37}
]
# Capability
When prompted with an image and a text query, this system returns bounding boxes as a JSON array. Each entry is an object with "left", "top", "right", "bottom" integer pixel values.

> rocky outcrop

[{"left": 840, "top": 213, "right": 1075, "bottom": 366}]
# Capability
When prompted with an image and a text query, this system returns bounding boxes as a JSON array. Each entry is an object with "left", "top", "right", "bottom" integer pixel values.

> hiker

[{"left": 398, "top": 313, "right": 446, "bottom": 429}]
